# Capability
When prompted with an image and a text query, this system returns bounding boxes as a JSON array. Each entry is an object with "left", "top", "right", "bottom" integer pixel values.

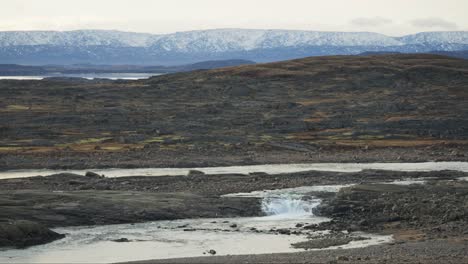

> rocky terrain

[
  {"left": 121, "top": 171, "right": 468, "bottom": 264},
  {"left": 0, "top": 169, "right": 466, "bottom": 252},
  {"left": 0, "top": 220, "right": 64, "bottom": 248},
  {"left": 1, "top": 53, "right": 467, "bottom": 262},
  {"left": 0, "top": 54, "right": 467, "bottom": 170}
]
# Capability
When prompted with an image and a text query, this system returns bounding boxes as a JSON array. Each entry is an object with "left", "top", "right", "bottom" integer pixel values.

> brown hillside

[{"left": 0, "top": 54, "right": 467, "bottom": 169}]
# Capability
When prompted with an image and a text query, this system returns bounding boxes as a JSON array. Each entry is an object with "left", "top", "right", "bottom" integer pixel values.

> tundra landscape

[
  {"left": 1, "top": 0, "right": 468, "bottom": 263},
  {"left": 1, "top": 54, "right": 467, "bottom": 170},
  {"left": 0, "top": 54, "right": 467, "bottom": 263}
]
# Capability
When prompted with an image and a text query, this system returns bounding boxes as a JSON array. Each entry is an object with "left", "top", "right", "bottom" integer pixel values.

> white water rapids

[{"left": 261, "top": 194, "right": 321, "bottom": 217}]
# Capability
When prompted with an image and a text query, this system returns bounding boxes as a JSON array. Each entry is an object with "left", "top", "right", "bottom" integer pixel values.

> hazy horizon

[{"left": 2, "top": 0, "right": 468, "bottom": 36}]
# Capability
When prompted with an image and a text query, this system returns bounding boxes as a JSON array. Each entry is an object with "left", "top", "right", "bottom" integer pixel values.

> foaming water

[{"left": 261, "top": 194, "right": 321, "bottom": 218}]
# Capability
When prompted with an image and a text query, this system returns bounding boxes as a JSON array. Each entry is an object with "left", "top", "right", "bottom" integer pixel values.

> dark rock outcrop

[{"left": 0, "top": 220, "right": 64, "bottom": 248}]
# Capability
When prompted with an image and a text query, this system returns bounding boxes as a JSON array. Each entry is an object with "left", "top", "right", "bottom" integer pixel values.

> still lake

[{"left": 0, "top": 73, "right": 162, "bottom": 80}]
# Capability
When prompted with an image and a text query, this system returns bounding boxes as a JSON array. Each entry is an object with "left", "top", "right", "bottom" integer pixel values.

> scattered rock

[
  {"left": 188, "top": 170, "right": 205, "bottom": 177},
  {"left": 292, "top": 235, "right": 366, "bottom": 250},
  {"left": 112, "top": 238, "right": 130, "bottom": 243},
  {"left": 85, "top": 171, "right": 102, "bottom": 178},
  {"left": 277, "top": 229, "right": 291, "bottom": 235}
]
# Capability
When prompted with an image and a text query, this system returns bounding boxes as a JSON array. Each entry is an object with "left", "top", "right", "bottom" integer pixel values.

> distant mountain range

[{"left": 0, "top": 29, "right": 468, "bottom": 65}]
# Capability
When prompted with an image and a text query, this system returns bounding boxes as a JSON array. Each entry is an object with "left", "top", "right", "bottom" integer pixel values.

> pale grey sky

[{"left": 1, "top": 0, "right": 467, "bottom": 36}]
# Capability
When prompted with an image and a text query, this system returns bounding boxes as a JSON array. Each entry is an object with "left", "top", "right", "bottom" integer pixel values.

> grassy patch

[
  {"left": 297, "top": 98, "right": 340, "bottom": 106},
  {"left": 303, "top": 117, "right": 324, "bottom": 122},
  {"left": 74, "top": 137, "right": 112, "bottom": 145},
  {"left": 2, "top": 105, "right": 29, "bottom": 111},
  {"left": 56, "top": 137, "right": 112, "bottom": 148},
  {"left": 0, "top": 147, "right": 22, "bottom": 152},
  {"left": 142, "top": 135, "right": 184, "bottom": 144},
  {"left": 259, "top": 135, "right": 273, "bottom": 141},
  {"left": 1, "top": 104, "right": 52, "bottom": 112}
]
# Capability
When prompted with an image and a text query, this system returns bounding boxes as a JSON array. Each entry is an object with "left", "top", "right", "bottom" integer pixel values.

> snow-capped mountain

[
  {"left": 0, "top": 30, "right": 155, "bottom": 47},
  {"left": 0, "top": 29, "right": 404, "bottom": 50},
  {"left": 0, "top": 29, "right": 467, "bottom": 65},
  {"left": 148, "top": 29, "right": 404, "bottom": 52},
  {"left": 397, "top": 31, "right": 468, "bottom": 45}
]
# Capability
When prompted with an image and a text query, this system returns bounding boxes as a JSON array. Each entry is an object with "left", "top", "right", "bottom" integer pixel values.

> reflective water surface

[{"left": 0, "top": 73, "right": 162, "bottom": 80}]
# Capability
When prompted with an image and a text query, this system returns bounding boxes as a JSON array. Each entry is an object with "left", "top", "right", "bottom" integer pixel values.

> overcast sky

[{"left": 1, "top": 0, "right": 467, "bottom": 36}]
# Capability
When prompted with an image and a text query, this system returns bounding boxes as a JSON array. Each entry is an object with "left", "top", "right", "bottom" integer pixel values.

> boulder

[
  {"left": 0, "top": 220, "right": 64, "bottom": 248},
  {"left": 112, "top": 238, "right": 130, "bottom": 243},
  {"left": 188, "top": 170, "right": 205, "bottom": 177},
  {"left": 85, "top": 171, "right": 102, "bottom": 178}
]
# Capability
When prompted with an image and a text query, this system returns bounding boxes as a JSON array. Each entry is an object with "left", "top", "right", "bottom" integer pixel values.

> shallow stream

[
  {"left": 1, "top": 162, "right": 468, "bottom": 179},
  {"left": 0, "top": 185, "right": 391, "bottom": 263},
  {"left": 1, "top": 162, "right": 467, "bottom": 263}
]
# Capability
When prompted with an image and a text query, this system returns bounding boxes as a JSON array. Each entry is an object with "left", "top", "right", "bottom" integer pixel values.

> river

[
  {"left": 0, "top": 73, "right": 162, "bottom": 80},
  {"left": 1, "top": 161, "right": 468, "bottom": 180}
]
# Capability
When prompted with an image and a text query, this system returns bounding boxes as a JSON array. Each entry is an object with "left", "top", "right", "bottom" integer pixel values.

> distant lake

[{"left": 0, "top": 73, "right": 163, "bottom": 80}]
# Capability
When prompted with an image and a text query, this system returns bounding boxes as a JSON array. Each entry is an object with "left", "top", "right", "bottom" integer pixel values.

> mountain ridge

[
  {"left": 1, "top": 29, "right": 468, "bottom": 65},
  {"left": 3, "top": 29, "right": 468, "bottom": 48}
]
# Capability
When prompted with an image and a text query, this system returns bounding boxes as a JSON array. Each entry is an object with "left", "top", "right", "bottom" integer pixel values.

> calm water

[
  {"left": 0, "top": 73, "right": 162, "bottom": 80},
  {"left": 1, "top": 162, "right": 468, "bottom": 180}
]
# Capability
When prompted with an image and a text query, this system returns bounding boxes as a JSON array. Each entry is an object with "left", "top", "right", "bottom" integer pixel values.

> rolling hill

[{"left": 0, "top": 54, "right": 467, "bottom": 169}]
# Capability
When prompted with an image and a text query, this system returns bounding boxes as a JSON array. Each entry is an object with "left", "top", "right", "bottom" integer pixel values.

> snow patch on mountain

[
  {"left": 1, "top": 29, "right": 467, "bottom": 53},
  {"left": 398, "top": 31, "right": 468, "bottom": 45},
  {"left": 149, "top": 29, "right": 403, "bottom": 52},
  {"left": 0, "top": 30, "right": 154, "bottom": 47}
]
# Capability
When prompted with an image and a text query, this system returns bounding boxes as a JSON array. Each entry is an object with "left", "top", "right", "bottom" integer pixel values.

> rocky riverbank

[
  {"left": 123, "top": 174, "right": 468, "bottom": 264},
  {"left": 132, "top": 239, "right": 468, "bottom": 264},
  {"left": 0, "top": 169, "right": 467, "bottom": 252},
  {"left": 315, "top": 180, "right": 468, "bottom": 239},
  {"left": 1, "top": 145, "right": 467, "bottom": 171}
]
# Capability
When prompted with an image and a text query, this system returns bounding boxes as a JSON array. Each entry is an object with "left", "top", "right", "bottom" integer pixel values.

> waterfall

[{"left": 261, "top": 194, "right": 321, "bottom": 218}]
